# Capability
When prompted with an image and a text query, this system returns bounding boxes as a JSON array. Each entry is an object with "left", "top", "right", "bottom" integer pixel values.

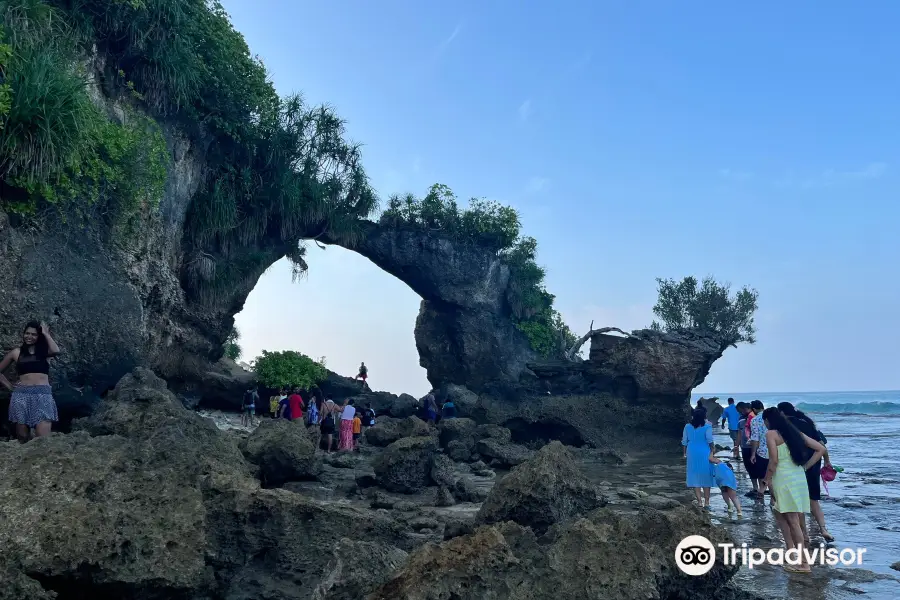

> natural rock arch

[{"left": 196, "top": 219, "right": 538, "bottom": 394}]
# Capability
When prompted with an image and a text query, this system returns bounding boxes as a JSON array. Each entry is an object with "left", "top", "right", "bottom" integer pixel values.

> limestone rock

[
  {"left": 699, "top": 397, "right": 724, "bottom": 424},
  {"left": 477, "top": 441, "right": 607, "bottom": 533},
  {"left": 439, "top": 384, "right": 480, "bottom": 418},
  {"left": 372, "top": 506, "right": 737, "bottom": 600},
  {"left": 373, "top": 436, "right": 439, "bottom": 494},
  {"left": 365, "top": 416, "right": 432, "bottom": 447},
  {"left": 311, "top": 538, "right": 408, "bottom": 600},
  {"left": 242, "top": 418, "right": 321, "bottom": 486},
  {"left": 476, "top": 423, "right": 512, "bottom": 443},
  {"left": 475, "top": 438, "right": 533, "bottom": 468}
]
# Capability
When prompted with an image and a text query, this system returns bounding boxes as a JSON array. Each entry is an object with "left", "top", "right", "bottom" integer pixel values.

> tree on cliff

[
  {"left": 253, "top": 350, "right": 327, "bottom": 390},
  {"left": 650, "top": 276, "right": 759, "bottom": 350},
  {"left": 381, "top": 184, "right": 577, "bottom": 358},
  {"left": 223, "top": 326, "right": 241, "bottom": 361}
]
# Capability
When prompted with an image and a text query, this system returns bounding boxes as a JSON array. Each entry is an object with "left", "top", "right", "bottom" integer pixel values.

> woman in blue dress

[{"left": 682, "top": 409, "right": 715, "bottom": 508}]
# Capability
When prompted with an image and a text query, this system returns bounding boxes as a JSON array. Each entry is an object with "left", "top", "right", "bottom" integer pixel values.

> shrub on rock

[
  {"left": 477, "top": 441, "right": 607, "bottom": 533},
  {"left": 243, "top": 419, "right": 321, "bottom": 486}
]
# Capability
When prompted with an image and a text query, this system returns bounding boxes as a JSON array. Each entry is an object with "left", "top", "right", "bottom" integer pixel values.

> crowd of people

[
  {"left": 240, "top": 377, "right": 457, "bottom": 453},
  {"left": 683, "top": 397, "right": 834, "bottom": 573}
]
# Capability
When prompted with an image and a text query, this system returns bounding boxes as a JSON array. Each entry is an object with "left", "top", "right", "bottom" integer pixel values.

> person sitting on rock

[{"left": 0, "top": 321, "right": 61, "bottom": 442}]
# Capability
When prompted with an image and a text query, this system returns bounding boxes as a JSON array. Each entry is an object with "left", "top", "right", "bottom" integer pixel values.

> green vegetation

[
  {"left": 381, "top": 184, "right": 577, "bottom": 358},
  {"left": 650, "top": 276, "right": 759, "bottom": 350},
  {"left": 223, "top": 326, "right": 241, "bottom": 361},
  {"left": 0, "top": 0, "right": 169, "bottom": 226},
  {"left": 51, "top": 0, "right": 376, "bottom": 297},
  {"left": 253, "top": 350, "right": 327, "bottom": 390}
]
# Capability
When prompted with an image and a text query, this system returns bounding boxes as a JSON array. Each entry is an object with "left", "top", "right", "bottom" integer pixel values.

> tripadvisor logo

[{"left": 675, "top": 535, "right": 868, "bottom": 575}]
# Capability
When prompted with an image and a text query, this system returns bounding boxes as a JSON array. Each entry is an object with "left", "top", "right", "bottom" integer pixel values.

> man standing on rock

[
  {"left": 721, "top": 398, "right": 741, "bottom": 459},
  {"left": 288, "top": 388, "right": 304, "bottom": 423},
  {"left": 355, "top": 362, "right": 368, "bottom": 389},
  {"left": 748, "top": 399, "right": 770, "bottom": 500},
  {"left": 241, "top": 386, "right": 258, "bottom": 428},
  {"left": 423, "top": 390, "right": 438, "bottom": 424}
]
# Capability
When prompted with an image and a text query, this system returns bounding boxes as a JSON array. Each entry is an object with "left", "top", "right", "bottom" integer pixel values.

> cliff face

[
  {"left": 466, "top": 329, "right": 725, "bottom": 445},
  {"left": 0, "top": 78, "right": 209, "bottom": 424}
]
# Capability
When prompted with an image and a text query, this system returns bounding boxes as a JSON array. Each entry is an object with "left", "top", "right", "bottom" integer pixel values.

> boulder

[
  {"left": 373, "top": 436, "right": 439, "bottom": 494},
  {"left": 391, "top": 393, "right": 419, "bottom": 418},
  {"left": 435, "top": 486, "right": 456, "bottom": 507},
  {"left": 0, "top": 369, "right": 428, "bottom": 599},
  {"left": 429, "top": 453, "right": 458, "bottom": 488},
  {"left": 365, "top": 416, "right": 432, "bottom": 447},
  {"left": 439, "top": 417, "right": 478, "bottom": 461},
  {"left": 242, "top": 418, "right": 321, "bottom": 486},
  {"left": 698, "top": 397, "right": 724, "bottom": 424},
  {"left": 439, "top": 384, "right": 480, "bottom": 418},
  {"left": 477, "top": 441, "right": 607, "bottom": 533},
  {"left": 311, "top": 538, "right": 408, "bottom": 600},
  {"left": 475, "top": 438, "right": 534, "bottom": 468},
  {"left": 475, "top": 423, "right": 512, "bottom": 443},
  {"left": 438, "top": 417, "right": 478, "bottom": 447},
  {"left": 372, "top": 506, "right": 738, "bottom": 600}
]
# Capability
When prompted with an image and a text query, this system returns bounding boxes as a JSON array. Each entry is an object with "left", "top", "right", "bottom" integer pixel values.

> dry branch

[{"left": 565, "top": 321, "right": 631, "bottom": 360}]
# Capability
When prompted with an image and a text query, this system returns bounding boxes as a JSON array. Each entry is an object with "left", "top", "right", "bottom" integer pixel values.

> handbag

[{"left": 820, "top": 464, "right": 838, "bottom": 496}]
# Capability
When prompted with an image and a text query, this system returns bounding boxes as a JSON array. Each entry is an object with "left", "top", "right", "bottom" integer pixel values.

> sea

[{"left": 691, "top": 390, "right": 900, "bottom": 598}]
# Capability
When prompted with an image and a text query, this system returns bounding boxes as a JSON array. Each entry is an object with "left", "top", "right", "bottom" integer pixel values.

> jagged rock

[
  {"left": 373, "top": 436, "right": 439, "bottom": 494},
  {"left": 451, "top": 478, "right": 488, "bottom": 503},
  {"left": 699, "top": 397, "right": 724, "bottom": 424},
  {"left": 0, "top": 566, "right": 57, "bottom": 600},
  {"left": 372, "top": 506, "right": 737, "bottom": 600},
  {"left": 438, "top": 384, "right": 480, "bottom": 418},
  {"left": 476, "top": 423, "right": 512, "bottom": 443},
  {"left": 0, "top": 369, "right": 425, "bottom": 599},
  {"left": 311, "top": 539, "right": 408, "bottom": 600},
  {"left": 365, "top": 416, "right": 432, "bottom": 447},
  {"left": 618, "top": 488, "right": 649, "bottom": 500},
  {"left": 438, "top": 417, "right": 478, "bottom": 446},
  {"left": 429, "top": 453, "right": 458, "bottom": 488},
  {"left": 242, "top": 418, "right": 321, "bottom": 486},
  {"left": 371, "top": 492, "right": 395, "bottom": 510},
  {"left": 475, "top": 438, "right": 534, "bottom": 468},
  {"left": 891, "top": 561, "right": 900, "bottom": 572},
  {"left": 477, "top": 441, "right": 607, "bottom": 533},
  {"left": 435, "top": 486, "right": 456, "bottom": 507},
  {"left": 390, "top": 393, "right": 419, "bottom": 418},
  {"left": 446, "top": 439, "right": 476, "bottom": 462}
]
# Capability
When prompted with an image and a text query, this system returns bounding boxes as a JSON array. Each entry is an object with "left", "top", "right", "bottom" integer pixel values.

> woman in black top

[
  {"left": 777, "top": 401, "right": 834, "bottom": 543},
  {"left": 0, "top": 321, "right": 61, "bottom": 441}
]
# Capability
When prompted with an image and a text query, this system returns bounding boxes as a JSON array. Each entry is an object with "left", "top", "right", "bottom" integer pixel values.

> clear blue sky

[{"left": 228, "top": 0, "right": 899, "bottom": 397}]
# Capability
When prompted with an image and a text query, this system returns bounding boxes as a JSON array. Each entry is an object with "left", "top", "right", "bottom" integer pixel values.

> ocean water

[{"left": 691, "top": 390, "right": 900, "bottom": 597}]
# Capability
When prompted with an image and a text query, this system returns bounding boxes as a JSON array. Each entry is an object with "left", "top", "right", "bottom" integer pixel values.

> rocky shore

[{"left": 1, "top": 368, "right": 753, "bottom": 600}]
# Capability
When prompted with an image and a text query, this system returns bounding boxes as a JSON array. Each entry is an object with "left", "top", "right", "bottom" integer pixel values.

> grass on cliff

[
  {"left": 381, "top": 183, "right": 578, "bottom": 358},
  {"left": 0, "top": 0, "right": 169, "bottom": 232}
]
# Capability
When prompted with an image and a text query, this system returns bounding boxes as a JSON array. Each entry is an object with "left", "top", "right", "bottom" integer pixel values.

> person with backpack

[
  {"left": 241, "top": 386, "right": 258, "bottom": 427},
  {"left": 362, "top": 403, "right": 376, "bottom": 428}
]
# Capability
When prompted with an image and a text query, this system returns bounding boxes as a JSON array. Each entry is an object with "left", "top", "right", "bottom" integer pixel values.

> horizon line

[{"left": 693, "top": 389, "right": 900, "bottom": 396}]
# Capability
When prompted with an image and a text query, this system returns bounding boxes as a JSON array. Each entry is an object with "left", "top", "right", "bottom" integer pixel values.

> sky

[{"left": 227, "top": 0, "right": 899, "bottom": 397}]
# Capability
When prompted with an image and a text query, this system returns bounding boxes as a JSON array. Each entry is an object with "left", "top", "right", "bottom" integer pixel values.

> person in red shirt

[{"left": 288, "top": 389, "right": 304, "bottom": 422}]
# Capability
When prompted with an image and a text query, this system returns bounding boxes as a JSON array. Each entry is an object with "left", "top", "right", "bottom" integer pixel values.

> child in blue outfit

[{"left": 709, "top": 451, "right": 743, "bottom": 516}]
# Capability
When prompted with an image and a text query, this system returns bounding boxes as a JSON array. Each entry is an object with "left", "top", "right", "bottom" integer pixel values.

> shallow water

[
  {"left": 581, "top": 423, "right": 900, "bottom": 599},
  {"left": 200, "top": 405, "right": 900, "bottom": 598}
]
